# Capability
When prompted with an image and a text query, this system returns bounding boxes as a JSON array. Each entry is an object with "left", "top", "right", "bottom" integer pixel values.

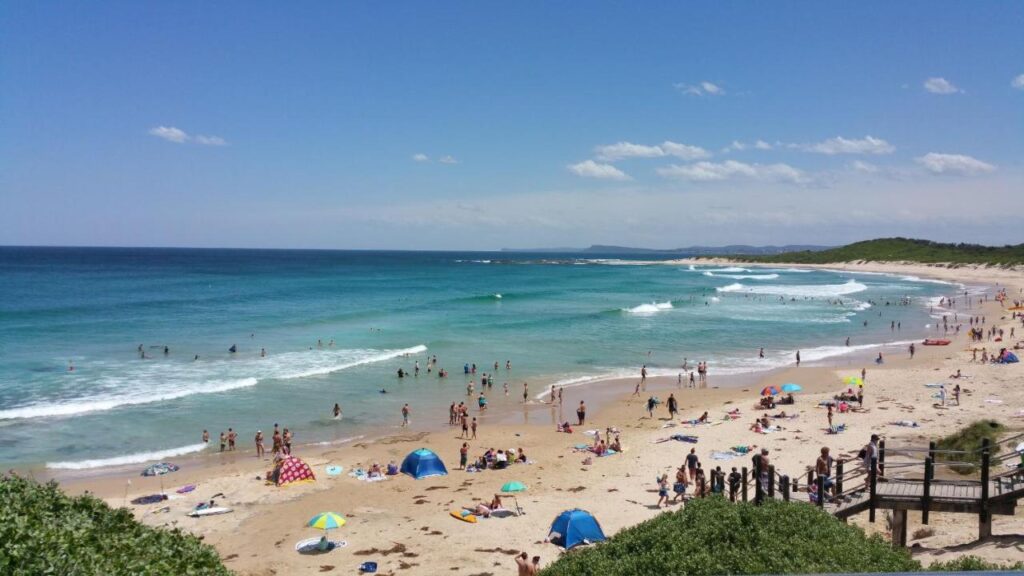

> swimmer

[{"left": 333, "top": 403, "right": 342, "bottom": 420}]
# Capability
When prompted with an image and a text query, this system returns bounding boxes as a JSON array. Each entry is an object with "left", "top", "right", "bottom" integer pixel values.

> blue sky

[{"left": 2, "top": 2, "right": 1022, "bottom": 249}]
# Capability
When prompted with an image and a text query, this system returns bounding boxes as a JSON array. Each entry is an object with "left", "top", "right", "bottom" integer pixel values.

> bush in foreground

[
  {"left": 935, "top": 419, "right": 1004, "bottom": 474},
  {"left": 541, "top": 497, "right": 918, "bottom": 576},
  {"left": 0, "top": 474, "right": 231, "bottom": 576}
]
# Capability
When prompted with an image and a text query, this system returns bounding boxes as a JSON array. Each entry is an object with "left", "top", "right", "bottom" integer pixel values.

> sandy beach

[{"left": 51, "top": 262, "right": 1024, "bottom": 575}]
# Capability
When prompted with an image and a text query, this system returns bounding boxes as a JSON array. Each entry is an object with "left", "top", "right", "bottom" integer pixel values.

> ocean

[{"left": 0, "top": 247, "right": 965, "bottom": 470}]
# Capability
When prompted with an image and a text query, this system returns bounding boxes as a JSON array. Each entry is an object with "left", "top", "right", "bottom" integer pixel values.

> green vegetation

[
  {"left": 928, "top": 555, "right": 1024, "bottom": 571},
  {"left": 540, "top": 497, "right": 918, "bottom": 576},
  {"left": 720, "top": 238, "right": 1024, "bottom": 266},
  {"left": 935, "top": 419, "right": 1005, "bottom": 474},
  {"left": 0, "top": 475, "right": 231, "bottom": 576}
]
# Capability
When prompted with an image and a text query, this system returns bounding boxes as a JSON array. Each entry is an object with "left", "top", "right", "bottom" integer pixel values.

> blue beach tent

[
  {"left": 549, "top": 509, "right": 606, "bottom": 549},
  {"left": 400, "top": 448, "right": 448, "bottom": 479}
]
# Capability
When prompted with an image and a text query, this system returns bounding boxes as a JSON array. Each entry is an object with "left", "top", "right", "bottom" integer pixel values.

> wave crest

[
  {"left": 623, "top": 301, "right": 673, "bottom": 315},
  {"left": 47, "top": 442, "right": 208, "bottom": 470}
]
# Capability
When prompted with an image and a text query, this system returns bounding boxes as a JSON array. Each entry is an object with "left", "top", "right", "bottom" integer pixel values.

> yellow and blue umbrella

[{"left": 308, "top": 512, "right": 346, "bottom": 530}]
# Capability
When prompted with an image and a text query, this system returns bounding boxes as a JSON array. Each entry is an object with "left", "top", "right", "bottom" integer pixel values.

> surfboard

[
  {"left": 450, "top": 509, "right": 477, "bottom": 523},
  {"left": 188, "top": 506, "right": 233, "bottom": 517}
]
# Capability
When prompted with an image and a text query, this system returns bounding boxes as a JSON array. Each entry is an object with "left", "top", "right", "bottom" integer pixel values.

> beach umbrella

[
  {"left": 307, "top": 512, "right": 347, "bottom": 530},
  {"left": 500, "top": 481, "right": 527, "bottom": 515},
  {"left": 781, "top": 383, "right": 802, "bottom": 393},
  {"left": 844, "top": 376, "right": 864, "bottom": 388},
  {"left": 501, "top": 481, "right": 527, "bottom": 493},
  {"left": 760, "top": 385, "right": 781, "bottom": 396}
]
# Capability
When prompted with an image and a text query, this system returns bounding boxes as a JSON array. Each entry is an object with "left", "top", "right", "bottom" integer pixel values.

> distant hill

[
  {"left": 501, "top": 244, "right": 831, "bottom": 255},
  {"left": 719, "top": 238, "right": 1024, "bottom": 266}
]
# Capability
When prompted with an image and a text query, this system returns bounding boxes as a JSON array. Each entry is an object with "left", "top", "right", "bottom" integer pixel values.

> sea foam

[
  {"left": 47, "top": 442, "right": 209, "bottom": 470},
  {"left": 716, "top": 279, "right": 867, "bottom": 298},
  {"left": 624, "top": 301, "right": 673, "bottom": 315}
]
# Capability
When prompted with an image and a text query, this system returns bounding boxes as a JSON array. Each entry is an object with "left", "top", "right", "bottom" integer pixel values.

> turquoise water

[{"left": 0, "top": 247, "right": 958, "bottom": 469}]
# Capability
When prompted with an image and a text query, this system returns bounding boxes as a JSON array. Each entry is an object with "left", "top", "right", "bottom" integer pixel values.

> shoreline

[{"left": 35, "top": 261, "right": 1024, "bottom": 575}]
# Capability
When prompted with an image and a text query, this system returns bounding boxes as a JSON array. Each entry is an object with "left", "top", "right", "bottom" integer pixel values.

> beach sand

[{"left": 54, "top": 262, "right": 1024, "bottom": 575}]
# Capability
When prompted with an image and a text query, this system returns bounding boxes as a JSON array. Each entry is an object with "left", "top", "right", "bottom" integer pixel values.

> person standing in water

[
  {"left": 333, "top": 403, "right": 342, "bottom": 419},
  {"left": 796, "top": 350, "right": 801, "bottom": 366},
  {"left": 522, "top": 382, "right": 529, "bottom": 403},
  {"left": 402, "top": 403, "right": 411, "bottom": 427},
  {"left": 255, "top": 430, "right": 265, "bottom": 459}
]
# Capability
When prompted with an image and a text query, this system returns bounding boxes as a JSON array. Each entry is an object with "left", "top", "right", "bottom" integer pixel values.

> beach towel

[
  {"left": 349, "top": 469, "right": 387, "bottom": 482},
  {"left": 711, "top": 451, "right": 739, "bottom": 461},
  {"left": 985, "top": 398, "right": 1004, "bottom": 404},
  {"left": 731, "top": 446, "right": 751, "bottom": 454},
  {"left": 176, "top": 484, "right": 196, "bottom": 494},
  {"left": 891, "top": 420, "right": 919, "bottom": 428},
  {"left": 924, "top": 383, "right": 945, "bottom": 388},
  {"left": 326, "top": 465, "right": 344, "bottom": 476},
  {"left": 827, "top": 424, "right": 847, "bottom": 434},
  {"left": 130, "top": 494, "right": 168, "bottom": 505},
  {"left": 295, "top": 538, "right": 348, "bottom": 554}
]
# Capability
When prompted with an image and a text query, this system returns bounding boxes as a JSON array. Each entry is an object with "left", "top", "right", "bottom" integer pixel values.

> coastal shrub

[
  {"left": 928, "top": 555, "right": 1024, "bottom": 571},
  {"left": 540, "top": 497, "right": 918, "bottom": 576},
  {"left": 0, "top": 474, "right": 231, "bottom": 576},
  {"left": 935, "top": 420, "right": 1004, "bottom": 475},
  {"left": 724, "top": 237, "right": 1024, "bottom": 266}
]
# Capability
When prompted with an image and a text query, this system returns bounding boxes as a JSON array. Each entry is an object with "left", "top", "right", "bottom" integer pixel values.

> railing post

[
  {"left": 928, "top": 440, "right": 936, "bottom": 462},
  {"left": 922, "top": 456, "right": 933, "bottom": 525},
  {"left": 869, "top": 456, "right": 878, "bottom": 523},
  {"left": 836, "top": 459, "right": 844, "bottom": 496},
  {"left": 741, "top": 466, "right": 748, "bottom": 503},
  {"left": 816, "top": 474, "right": 826, "bottom": 508},
  {"left": 979, "top": 438, "right": 991, "bottom": 539},
  {"left": 806, "top": 469, "right": 814, "bottom": 489},
  {"left": 878, "top": 439, "right": 886, "bottom": 477},
  {"left": 781, "top": 475, "right": 790, "bottom": 502},
  {"left": 768, "top": 465, "right": 776, "bottom": 498}
]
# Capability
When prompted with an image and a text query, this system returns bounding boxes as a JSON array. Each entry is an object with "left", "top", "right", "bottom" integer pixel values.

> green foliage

[
  {"left": 935, "top": 420, "right": 1004, "bottom": 475},
  {"left": 929, "top": 555, "right": 1024, "bottom": 571},
  {"left": 721, "top": 238, "right": 1024, "bottom": 266},
  {"left": 0, "top": 474, "right": 231, "bottom": 576},
  {"left": 540, "top": 497, "right": 919, "bottom": 576}
]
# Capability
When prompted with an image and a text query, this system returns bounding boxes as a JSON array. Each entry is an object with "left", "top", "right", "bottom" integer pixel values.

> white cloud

[
  {"left": 660, "top": 141, "right": 712, "bottom": 160},
  {"left": 594, "top": 142, "right": 664, "bottom": 160},
  {"left": 657, "top": 160, "right": 806, "bottom": 184},
  {"left": 194, "top": 135, "right": 227, "bottom": 146},
  {"left": 594, "top": 140, "right": 710, "bottom": 161},
  {"left": 1012, "top": 74, "right": 1024, "bottom": 90},
  {"left": 674, "top": 81, "right": 725, "bottom": 96},
  {"left": 851, "top": 160, "right": 879, "bottom": 173},
  {"left": 806, "top": 135, "right": 894, "bottom": 155},
  {"left": 439, "top": 155, "right": 459, "bottom": 164},
  {"left": 923, "top": 77, "right": 961, "bottom": 94},
  {"left": 915, "top": 153, "right": 995, "bottom": 175},
  {"left": 567, "top": 160, "right": 631, "bottom": 180},
  {"left": 149, "top": 126, "right": 188, "bottom": 143},
  {"left": 723, "top": 140, "right": 747, "bottom": 153},
  {"left": 412, "top": 153, "right": 429, "bottom": 162},
  {"left": 753, "top": 140, "right": 773, "bottom": 150}
]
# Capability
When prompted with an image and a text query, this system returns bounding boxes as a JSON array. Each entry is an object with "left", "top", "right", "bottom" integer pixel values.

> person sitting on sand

[
  {"left": 593, "top": 440, "right": 607, "bottom": 456},
  {"left": 516, "top": 448, "right": 527, "bottom": 463},
  {"left": 495, "top": 449, "right": 508, "bottom": 469},
  {"left": 698, "top": 411, "right": 709, "bottom": 423},
  {"left": 750, "top": 420, "right": 763, "bottom": 433},
  {"left": 610, "top": 435, "right": 622, "bottom": 452},
  {"left": 759, "top": 415, "right": 771, "bottom": 428},
  {"left": 473, "top": 494, "right": 504, "bottom": 517},
  {"left": 368, "top": 462, "right": 382, "bottom": 478},
  {"left": 950, "top": 369, "right": 963, "bottom": 379}
]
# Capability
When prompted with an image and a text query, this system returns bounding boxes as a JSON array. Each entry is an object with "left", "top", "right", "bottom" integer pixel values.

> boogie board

[
  {"left": 450, "top": 509, "right": 477, "bottom": 523},
  {"left": 188, "top": 506, "right": 233, "bottom": 517}
]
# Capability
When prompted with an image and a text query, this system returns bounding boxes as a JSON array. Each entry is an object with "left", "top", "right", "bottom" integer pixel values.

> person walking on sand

[
  {"left": 459, "top": 442, "right": 469, "bottom": 470},
  {"left": 656, "top": 474, "right": 670, "bottom": 507},
  {"left": 577, "top": 401, "right": 586, "bottom": 426},
  {"left": 471, "top": 417, "right": 478, "bottom": 439},
  {"left": 283, "top": 428, "right": 292, "bottom": 455},
  {"left": 402, "top": 403, "right": 411, "bottom": 427},
  {"left": 667, "top": 393, "right": 678, "bottom": 419},
  {"left": 272, "top": 428, "right": 282, "bottom": 457},
  {"left": 255, "top": 430, "right": 265, "bottom": 459},
  {"left": 641, "top": 364, "right": 647, "bottom": 386},
  {"left": 909, "top": 343, "right": 916, "bottom": 359},
  {"left": 954, "top": 384, "right": 961, "bottom": 405},
  {"left": 827, "top": 404, "right": 834, "bottom": 428},
  {"left": 460, "top": 413, "right": 469, "bottom": 438},
  {"left": 939, "top": 385, "right": 946, "bottom": 406}
]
